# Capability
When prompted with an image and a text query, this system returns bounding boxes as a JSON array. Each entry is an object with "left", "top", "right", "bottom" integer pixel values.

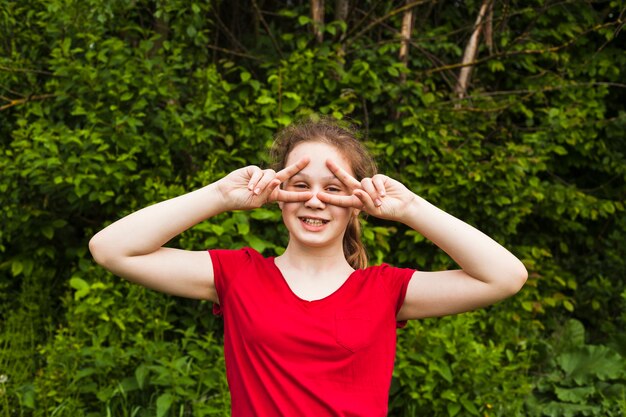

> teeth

[{"left": 302, "top": 218, "right": 325, "bottom": 226}]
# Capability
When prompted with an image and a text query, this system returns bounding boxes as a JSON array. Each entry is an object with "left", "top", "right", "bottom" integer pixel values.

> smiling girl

[{"left": 89, "top": 117, "right": 527, "bottom": 417}]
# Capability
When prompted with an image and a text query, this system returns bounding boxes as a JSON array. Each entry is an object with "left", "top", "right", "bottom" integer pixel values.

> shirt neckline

[{"left": 268, "top": 257, "right": 360, "bottom": 306}]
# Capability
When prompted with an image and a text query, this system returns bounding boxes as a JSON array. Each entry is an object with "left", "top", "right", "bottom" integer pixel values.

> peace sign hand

[
  {"left": 216, "top": 157, "right": 313, "bottom": 211},
  {"left": 317, "top": 159, "right": 416, "bottom": 221}
]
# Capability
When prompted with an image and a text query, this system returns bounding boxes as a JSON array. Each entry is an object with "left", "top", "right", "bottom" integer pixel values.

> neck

[{"left": 279, "top": 240, "right": 353, "bottom": 274}]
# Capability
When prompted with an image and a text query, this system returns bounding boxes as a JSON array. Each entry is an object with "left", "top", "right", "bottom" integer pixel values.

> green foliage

[
  {"left": 391, "top": 311, "right": 533, "bottom": 416},
  {"left": 36, "top": 267, "right": 229, "bottom": 416},
  {"left": 1, "top": 0, "right": 624, "bottom": 415},
  {"left": 525, "top": 320, "right": 626, "bottom": 416}
]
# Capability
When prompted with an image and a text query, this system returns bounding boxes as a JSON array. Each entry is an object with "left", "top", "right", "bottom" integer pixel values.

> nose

[{"left": 304, "top": 191, "right": 326, "bottom": 210}]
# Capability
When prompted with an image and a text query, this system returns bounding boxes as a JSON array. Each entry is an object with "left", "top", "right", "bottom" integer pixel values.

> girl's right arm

[{"left": 89, "top": 159, "right": 311, "bottom": 301}]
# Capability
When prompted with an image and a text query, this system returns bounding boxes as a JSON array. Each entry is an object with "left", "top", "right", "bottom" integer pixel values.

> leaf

[
  {"left": 69, "top": 277, "right": 89, "bottom": 291},
  {"left": 563, "top": 300, "right": 574, "bottom": 312},
  {"left": 421, "top": 93, "right": 435, "bottom": 105},
  {"left": 554, "top": 386, "right": 595, "bottom": 403},
  {"left": 256, "top": 95, "right": 276, "bottom": 105},
  {"left": 120, "top": 92, "right": 133, "bottom": 101},
  {"left": 281, "top": 92, "right": 301, "bottom": 113},
  {"left": 447, "top": 402, "right": 461, "bottom": 417},
  {"left": 431, "top": 361, "right": 453, "bottom": 383},
  {"left": 562, "top": 319, "right": 585, "bottom": 348},
  {"left": 246, "top": 235, "right": 268, "bottom": 253},
  {"left": 11, "top": 260, "right": 23, "bottom": 276},
  {"left": 460, "top": 396, "right": 480, "bottom": 415},
  {"left": 156, "top": 393, "right": 173, "bottom": 417},
  {"left": 557, "top": 345, "right": 625, "bottom": 385},
  {"left": 42, "top": 226, "right": 54, "bottom": 239},
  {"left": 250, "top": 209, "right": 280, "bottom": 220},
  {"left": 135, "top": 364, "right": 148, "bottom": 389},
  {"left": 61, "top": 37, "right": 71, "bottom": 55}
]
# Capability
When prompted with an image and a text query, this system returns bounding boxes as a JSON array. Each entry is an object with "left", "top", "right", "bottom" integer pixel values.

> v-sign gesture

[
  {"left": 216, "top": 157, "right": 313, "bottom": 211},
  {"left": 317, "top": 159, "right": 416, "bottom": 221}
]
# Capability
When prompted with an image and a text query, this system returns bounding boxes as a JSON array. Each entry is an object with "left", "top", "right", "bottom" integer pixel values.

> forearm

[
  {"left": 90, "top": 182, "right": 226, "bottom": 262},
  {"left": 400, "top": 194, "right": 527, "bottom": 288}
]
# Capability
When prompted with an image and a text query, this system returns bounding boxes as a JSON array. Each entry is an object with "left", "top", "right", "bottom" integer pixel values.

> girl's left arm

[
  {"left": 394, "top": 194, "right": 528, "bottom": 320},
  {"left": 318, "top": 160, "right": 528, "bottom": 320}
]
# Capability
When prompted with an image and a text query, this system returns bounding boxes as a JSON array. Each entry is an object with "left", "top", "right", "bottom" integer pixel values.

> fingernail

[
  {"left": 254, "top": 188, "right": 261, "bottom": 195},
  {"left": 375, "top": 199, "right": 382, "bottom": 207}
]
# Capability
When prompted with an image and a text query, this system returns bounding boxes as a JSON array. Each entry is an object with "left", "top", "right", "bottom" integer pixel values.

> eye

[
  {"left": 293, "top": 183, "right": 309, "bottom": 190},
  {"left": 326, "top": 186, "right": 342, "bottom": 193}
]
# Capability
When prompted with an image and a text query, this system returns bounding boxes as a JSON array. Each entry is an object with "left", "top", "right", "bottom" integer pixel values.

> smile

[{"left": 299, "top": 217, "right": 329, "bottom": 226}]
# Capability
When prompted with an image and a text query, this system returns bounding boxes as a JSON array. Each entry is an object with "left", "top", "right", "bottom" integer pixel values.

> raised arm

[
  {"left": 318, "top": 159, "right": 528, "bottom": 319},
  {"left": 89, "top": 159, "right": 311, "bottom": 301}
]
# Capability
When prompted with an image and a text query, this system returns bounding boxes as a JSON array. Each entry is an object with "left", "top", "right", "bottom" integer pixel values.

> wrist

[
  {"left": 203, "top": 181, "right": 232, "bottom": 215},
  {"left": 398, "top": 194, "right": 427, "bottom": 228}
]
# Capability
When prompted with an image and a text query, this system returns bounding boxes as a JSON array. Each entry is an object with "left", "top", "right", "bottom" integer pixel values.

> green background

[{"left": 1, "top": 0, "right": 625, "bottom": 415}]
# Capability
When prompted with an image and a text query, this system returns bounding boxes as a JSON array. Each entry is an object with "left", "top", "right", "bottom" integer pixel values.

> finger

[
  {"left": 275, "top": 157, "right": 310, "bottom": 182},
  {"left": 317, "top": 191, "right": 363, "bottom": 209},
  {"left": 353, "top": 189, "right": 378, "bottom": 212},
  {"left": 247, "top": 167, "right": 264, "bottom": 191},
  {"left": 254, "top": 169, "right": 277, "bottom": 195},
  {"left": 274, "top": 189, "right": 314, "bottom": 203},
  {"left": 265, "top": 178, "right": 282, "bottom": 199},
  {"left": 372, "top": 175, "right": 387, "bottom": 197},
  {"left": 360, "top": 178, "right": 383, "bottom": 207},
  {"left": 326, "top": 159, "right": 361, "bottom": 189}
]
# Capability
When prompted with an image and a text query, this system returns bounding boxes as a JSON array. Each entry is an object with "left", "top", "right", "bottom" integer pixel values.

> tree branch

[
  {"left": 0, "top": 94, "right": 55, "bottom": 111},
  {"left": 345, "top": 0, "right": 432, "bottom": 47},
  {"left": 0, "top": 65, "right": 53, "bottom": 76},
  {"left": 251, "top": 0, "right": 284, "bottom": 59},
  {"left": 205, "top": 44, "right": 262, "bottom": 61},
  {"left": 423, "top": 19, "right": 623, "bottom": 77}
]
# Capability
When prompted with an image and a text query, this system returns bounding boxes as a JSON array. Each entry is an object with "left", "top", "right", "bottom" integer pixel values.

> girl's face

[{"left": 279, "top": 141, "right": 357, "bottom": 250}]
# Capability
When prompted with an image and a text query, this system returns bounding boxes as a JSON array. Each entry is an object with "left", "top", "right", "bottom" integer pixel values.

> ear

[
  {"left": 278, "top": 201, "right": 284, "bottom": 210},
  {"left": 352, "top": 208, "right": 360, "bottom": 217}
]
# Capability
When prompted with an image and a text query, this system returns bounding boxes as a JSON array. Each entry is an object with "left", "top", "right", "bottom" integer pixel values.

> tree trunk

[
  {"left": 335, "top": 0, "right": 349, "bottom": 24},
  {"left": 335, "top": 0, "right": 349, "bottom": 60},
  {"left": 454, "top": 0, "right": 491, "bottom": 99},
  {"left": 484, "top": 1, "right": 494, "bottom": 54},
  {"left": 399, "top": 0, "right": 414, "bottom": 83},
  {"left": 311, "top": 0, "right": 325, "bottom": 43}
]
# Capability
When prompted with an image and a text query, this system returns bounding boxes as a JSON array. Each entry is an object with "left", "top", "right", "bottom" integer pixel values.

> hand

[
  {"left": 216, "top": 158, "right": 313, "bottom": 211},
  {"left": 317, "top": 159, "right": 416, "bottom": 221}
]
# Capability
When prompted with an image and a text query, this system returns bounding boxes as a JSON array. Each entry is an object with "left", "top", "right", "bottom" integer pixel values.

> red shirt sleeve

[
  {"left": 376, "top": 264, "right": 415, "bottom": 328},
  {"left": 208, "top": 248, "right": 253, "bottom": 316}
]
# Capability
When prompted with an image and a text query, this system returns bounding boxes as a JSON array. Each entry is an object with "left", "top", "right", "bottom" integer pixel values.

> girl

[{"left": 89, "top": 118, "right": 527, "bottom": 417}]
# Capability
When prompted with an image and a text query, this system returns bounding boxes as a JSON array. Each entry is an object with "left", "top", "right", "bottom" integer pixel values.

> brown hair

[{"left": 270, "top": 116, "right": 377, "bottom": 269}]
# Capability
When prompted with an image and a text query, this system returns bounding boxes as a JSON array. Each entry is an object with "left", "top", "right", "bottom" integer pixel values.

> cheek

[
  {"left": 280, "top": 201, "right": 300, "bottom": 215},
  {"left": 331, "top": 205, "right": 353, "bottom": 221}
]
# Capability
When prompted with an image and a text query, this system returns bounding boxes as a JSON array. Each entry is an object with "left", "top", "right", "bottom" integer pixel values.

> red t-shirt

[{"left": 209, "top": 247, "right": 414, "bottom": 417}]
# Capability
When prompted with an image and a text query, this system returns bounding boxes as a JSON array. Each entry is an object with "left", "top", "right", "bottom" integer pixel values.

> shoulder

[
  {"left": 360, "top": 263, "right": 415, "bottom": 280},
  {"left": 209, "top": 246, "right": 266, "bottom": 263},
  {"left": 355, "top": 263, "right": 415, "bottom": 296},
  {"left": 209, "top": 247, "right": 270, "bottom": 281}
]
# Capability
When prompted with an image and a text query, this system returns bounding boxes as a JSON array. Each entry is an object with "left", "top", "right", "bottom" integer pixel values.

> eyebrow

[{"left": 290, "top": 173, "right": 340, "bottom": 182}]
